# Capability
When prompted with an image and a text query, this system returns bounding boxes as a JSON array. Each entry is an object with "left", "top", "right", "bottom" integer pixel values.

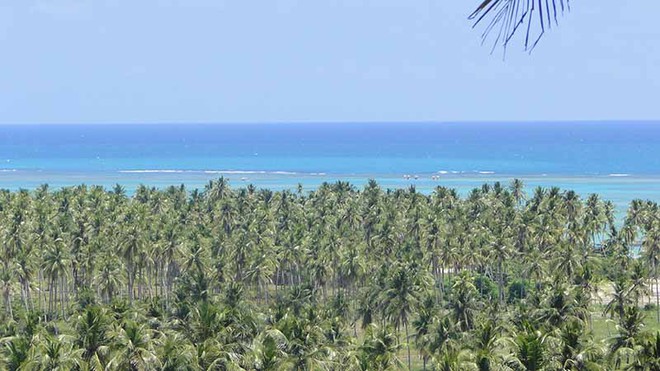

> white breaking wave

[
  {"left": 608, "top": 173, "right": 630, "bottom": 177},
  {"left": 271, "top": 171, "right": 298, "bottom": 175},
  {"left": 203, "top": 170, "right": 267, "bottom": 174},
  {"left": 119, "top": 169, "right": 301, "bottom": 175},
  {"left": 478, "top": 171, "right": 495, "bottom": 174},
  {"left": 119, "top": 170, "right": 192, "bottom": 174}
]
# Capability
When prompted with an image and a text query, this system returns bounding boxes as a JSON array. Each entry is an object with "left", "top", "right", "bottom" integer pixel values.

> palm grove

[{"left": 1, "top": 178, "right": 660, "bottom": 370}]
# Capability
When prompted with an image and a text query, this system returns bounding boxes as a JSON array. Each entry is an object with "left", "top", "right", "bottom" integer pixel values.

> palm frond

[{"left": 469, "top": 0, "right": 571, "bottom": 53}]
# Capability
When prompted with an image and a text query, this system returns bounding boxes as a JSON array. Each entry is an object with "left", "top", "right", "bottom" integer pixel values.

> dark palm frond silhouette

[{"left": 470, "top": 0, "right": 571, "bottom": 53}]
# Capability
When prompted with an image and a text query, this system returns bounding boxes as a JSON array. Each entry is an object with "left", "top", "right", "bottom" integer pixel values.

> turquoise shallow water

[{"left": 1, "top": 122, "right": 659, "bottom": 215}]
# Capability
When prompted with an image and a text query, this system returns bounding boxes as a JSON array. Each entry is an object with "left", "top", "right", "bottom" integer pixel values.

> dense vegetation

[{"left": 1, "top": 178, "right": 660, "bottom": 370}]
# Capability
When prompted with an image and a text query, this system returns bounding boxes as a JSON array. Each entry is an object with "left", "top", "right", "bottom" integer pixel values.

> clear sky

[{"left": 1, "top": 0, "right": 658, "bottom": 124}]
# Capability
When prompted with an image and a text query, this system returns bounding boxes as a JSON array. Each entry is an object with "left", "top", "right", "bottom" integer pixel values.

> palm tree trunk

[
  {"left": 48, "top": 279, "right": 52, "bottom": 318},
  {"left": 38, "top": 270, "right": 44, "bottom": 313},
  {"left": 498, "top": 255, "right": 504, "bottom": 304},
  {"left": 128, "top": 268, "right": 134, "bottom": 303},
  {"left": 148, "top": 266, "right": 154, "bottom": 300},
  {"left": 50, "top": 277, "right": 57, "bottom": 318},
  {"left": 25, "top": 279, "right": 32, "bottom": 312},
  {"left": 655, "top": 262, "right": 659, "bottom": 323},
  {"left": 137, "top": 266, "right": 142, "bottom": 300},
  {"left": 274, "top": 267, "right": 280, "bottom": 294},
  {"left": 265, "top": 280, "right": 270, "bottom": 304},
  {"left": 3, "top": 282, "right": 12, "bottom": 319},
  {"left": 405, "top": 322, "right": 411, "bottom": 370},
  {"left": 19, "top": 278, "right": 28, "bottom": 313},
  {"left": 60, "top": 275, "right": 66, "bottom": 319},
  {"left": 161, "top": 263, "right": 168, "bottom": 304},
  {"left": 440, "top": 263, "right": 445, "bottom": 298}
]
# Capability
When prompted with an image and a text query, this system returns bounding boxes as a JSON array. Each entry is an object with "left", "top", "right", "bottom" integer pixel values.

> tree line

[{"left": 1, "top": 178, "right": 660, "bottom": 370}]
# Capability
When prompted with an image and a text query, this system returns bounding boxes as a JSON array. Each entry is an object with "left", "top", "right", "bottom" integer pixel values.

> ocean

[{"left": 1, "top": 122, "right": 659, "bottom": 213}]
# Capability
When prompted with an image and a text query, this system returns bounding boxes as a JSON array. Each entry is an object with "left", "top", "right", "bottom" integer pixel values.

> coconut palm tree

[
  {"left": 157, "top": 331, "right": 198, "bottom": 371},
  {"left": 505, "top": 323, "right": 556, "bottom": 371},
  {"left": 379, "top": 262, "right": 430, "bottom": 370},
  {"left": 27, "top": 334, "right": 83, "bottom": 371},
  {"left": 604, "top": 278, "right": 634, "bottom": 322},
  {"left": 0, "top": 335, "right": 31, "bottom": 371},
  {"left": 0, "top": 269, "right": 14, "bottom": 319},
  {"left": 642, "top": 222, "right": 660, "bottom": 322},
  {"left": 118, "top": 205, "right": 149, "bottom": 303},
  {"left": 75, "top": 305, "right": 110, "bottom": 370},
  {"left": 638, "top": 332, "right": 660, "bottom": 371},
  {"left": 433, "top": 348, "right": 478, "bottom": 371},
  {"left": 472, "top": 320, "right": 507, "bottom": 371},
  {"left": 95, "top": 255, "right": 123, "bottom": 304},
  {"left": 556, "top": 319, "right": 603, "bottom": 371},
  {"left": 510, "top": 179, "right": 526, "bottom": 207},
  {"left": 608, "top": 306, "right": 646, "bottom": 369},
  {"left": 450, "top": 272, "right": 480, "bottom": 332},
  {"left": 424, "top": 315, "right": 461, "bottom": 370},
  {"left": 412, "top": 296, "right": 438, "bottom": 370},
  {"left": 41, "top": 238, "right": 71, "bottom": 319},
  {"left": 277, "top": 314, "right": 333, "bottom": 371},
  {"left": 245, "top": 329, "right": 289, "bottom": 371},
  {"left": 359, "top": 324, "right": 404, "bottom": 370},
  {"left": 106, "top": 321, "right": 160, "bottom": 371}
]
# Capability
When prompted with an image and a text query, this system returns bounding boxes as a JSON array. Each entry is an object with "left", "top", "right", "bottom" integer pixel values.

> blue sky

[{"left": 0, "top": 0, "right": 658, "bottom": 124}]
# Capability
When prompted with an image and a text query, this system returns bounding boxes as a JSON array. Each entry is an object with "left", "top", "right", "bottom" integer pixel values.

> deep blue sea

[{"left": 1, "top": 122, "right": 659, "bottom": 213}]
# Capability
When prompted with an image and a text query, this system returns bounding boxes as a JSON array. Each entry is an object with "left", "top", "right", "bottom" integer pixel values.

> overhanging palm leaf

[{"left": 470, "top": 0, "right": 571, "bottom": 52}]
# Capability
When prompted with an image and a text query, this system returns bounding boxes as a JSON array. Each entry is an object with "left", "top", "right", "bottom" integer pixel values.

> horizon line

[{"left": 1, "top": 119, "right": 660, "bottom": 126}]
